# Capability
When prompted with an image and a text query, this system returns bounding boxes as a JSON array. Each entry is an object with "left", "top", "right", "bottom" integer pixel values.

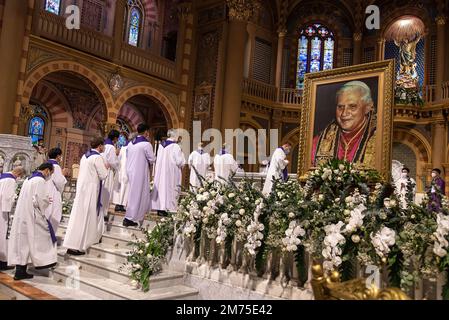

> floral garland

[{"left": 124, "top": 159, "right": 449, "bottom": 299}]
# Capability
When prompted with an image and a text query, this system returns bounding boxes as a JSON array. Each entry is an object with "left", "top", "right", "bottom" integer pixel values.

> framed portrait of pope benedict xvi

[{"left": 297, "top": 59, "right": 395, "bottom": 180}]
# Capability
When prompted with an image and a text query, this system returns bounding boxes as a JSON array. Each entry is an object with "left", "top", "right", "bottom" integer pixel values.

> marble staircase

[{"left": 0, "top": 211, "right": 199, "bottom": 300}]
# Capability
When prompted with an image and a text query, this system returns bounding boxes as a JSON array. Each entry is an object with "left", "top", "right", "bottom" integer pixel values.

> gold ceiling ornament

[
  {"left": 226, "top": 0, "right": 261, "bottom": 22},
  {"left": 353, "top": 32, "right": 363, "bottom": 41},
  {"left": 19, "top": 104, "right": 35, "bottom": 123},
  {"left": 311, "top": 263, "right": 410, "bottom": 300},
  {"left": 436, "top": 15, "right": 446, "bottom": 25}
]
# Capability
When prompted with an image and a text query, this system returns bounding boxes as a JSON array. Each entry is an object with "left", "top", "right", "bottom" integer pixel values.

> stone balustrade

[
  {"left": 442, "top": 81, "right": 449, "bottom": 100},
  {"left": 35, "top": 10, "right": 113, "bottom": 59},
  {"left": 120, "top": 44, "right": 176, "bottom": 82}
]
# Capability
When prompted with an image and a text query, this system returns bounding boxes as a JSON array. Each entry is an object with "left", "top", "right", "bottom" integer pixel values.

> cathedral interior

[{"left": 0, "top": 0, "right": 449, "bottom": 193}]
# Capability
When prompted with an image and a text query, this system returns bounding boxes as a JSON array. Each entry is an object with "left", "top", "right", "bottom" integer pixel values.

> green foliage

[{"left": 123, "top": 217, "right": 174, "bottom": 292}]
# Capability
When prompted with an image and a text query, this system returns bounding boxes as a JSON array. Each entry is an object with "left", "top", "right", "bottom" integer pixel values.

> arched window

[
  {"left": 296, "top": 24, "right": 335, "bottom": 89},
  {"left": 28, "top": 116, "right": 45, "bottom": 145},
  {"left": 116, "top": 118, "right": 132, "bottom": 148},
  {"left": 45, "top": 0, "right": 61, "bottom": 15},
  {"left": 126, "top": 0, "right": 144, "bottom": 47}
]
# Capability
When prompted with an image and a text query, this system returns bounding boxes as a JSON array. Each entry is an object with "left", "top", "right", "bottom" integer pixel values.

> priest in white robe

[
  {"left": 100, "top": 130, "right": 120, "bottom": 219},
  {"left": 262, "top": 143, "right": 291, "bottom": 196},
  {"left": 63, "top": 137, "right": 109, "bottom": 256},
  {"left": 213, "top": 144, "right": 239, "bottom": 182},
  {"left": 188, "top": 142, "right": 211, "bottom": 189},
  {"left": 8, "top": 163, "right": 56, "bottom": 280},
  {"left": 45, "top": 148, "right": 68, "bottom": 232},
  {"left": 0, "top": 167, "right": 25, "bottom": 271},
  {"left": 123, "top": 125, "right": 155, "bottom": 226},
  {"left": 151, "top": 129, "right": 186, "bottom": 215},
  {"left": 395, "top": 167, "right": 416, "bottom": 208},
  {"left": 113, "top": 133, "right": 137, "bottom": 212}
]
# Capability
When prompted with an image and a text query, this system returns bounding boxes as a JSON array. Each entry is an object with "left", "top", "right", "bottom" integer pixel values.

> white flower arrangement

[
  {"left": 282, "top": 220, "right": 305, "bottom": 252},
  {"left": 244, "top": 198, "right": 265, "bottom": 255},
  {"left": 322, "top": 221, "right": 346, "bottom": 273},
  {"left": 371, "top": 226, "right": 396, "bottom": 258},
  {"left": 433, "top": 213, "right": 449, "bottom": 257}
]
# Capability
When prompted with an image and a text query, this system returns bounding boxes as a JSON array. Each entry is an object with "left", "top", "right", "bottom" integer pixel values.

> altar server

[
  {"left": 8, "top": 163, "right": 56, "bottom": 280},
  {"left": 213, "top": 144, "right": 238, "bottom": 182},
  {"left": 100, "top": 130, "right": 120, "bottom": 219},
  {"left": 45, "top": 148, "right": 68, "bottom": 232},
  {"left": 113, "top": 133, "right": 137, "bottom": 212},
  {"left": 0, "top": 167, "right": 25, "bottom": 271},
  {"left": 151, "top": 129, "right": 186, "bottom": 215},
  {"left": 63, "top": 137, "right": 108, "bottom": 256},
  {"left": 188, "top": 142, "right": 211, "bottom": 189},
  {"left": 262, "top": 143, "right": 291, "bottom": 196},
  {"left": 123, "top": 125, "right": 155, "bottom": 227}
]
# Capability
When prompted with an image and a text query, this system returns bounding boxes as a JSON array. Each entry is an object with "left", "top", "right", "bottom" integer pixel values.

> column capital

[
  {"left": 277, "top": 28, "right": 288, "bottom": 37},
  {"left": 226, "top": 0, "right": 261, "bottom": 22},
  {"left": 353, "top": 32, "right": 363, "bottom": 41},
  {"left": 436, "top": 15, "right": 447, "bottom": 26},
  {"left": 177, "top": 2, "right": 192, "bottom": 21}
]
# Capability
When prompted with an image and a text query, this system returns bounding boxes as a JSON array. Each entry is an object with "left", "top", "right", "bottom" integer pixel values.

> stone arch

[
  {"left": 87, "top": 104, "right": 106, "bottom": 133},
  {"left": 393, "top": 128, "right": 430, "bottom": 163},
  {"left": 379, "top": 9, "right": 432, "bottom": 40},
  {"left": 393, "top": 128, "right": 431, "bottom": 192},
  {"left": 113, "top": 86, "right": 179, "bottom": 128},
  {"left": 31, "top": 80, "right": 74, "bottom": 128},
  {"left": 281, "top": 128, "right": 300, "bottom": 147},
  {"left": 117, "top": 103, "right": 145, "bottom": 131},
  {"left": 22, "top": 60, "right": 113, "bottom": 122}
]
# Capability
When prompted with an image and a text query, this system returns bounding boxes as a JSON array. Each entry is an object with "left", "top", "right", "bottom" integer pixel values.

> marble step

[
  {"left": 57, "top": 249, "right": 184, "bottom": 289},
  {"left": 0, "top": 269, "right": 98, "bottom": 300},
  {"left": 52, "top": 263, "right": 197, "bottom": 300},
  {"left": 58, "top": 220, "right": 150, "bottom": 240}
]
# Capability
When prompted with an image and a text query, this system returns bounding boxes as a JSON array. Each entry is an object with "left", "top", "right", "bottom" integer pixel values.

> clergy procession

[{"left": 0, "top": 123, "right": 256, "bottom": 280}]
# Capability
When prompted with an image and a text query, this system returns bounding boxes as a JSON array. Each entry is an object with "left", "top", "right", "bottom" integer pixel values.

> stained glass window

[
  {"left": 28, "top": 117, "right": 45, "bottom": 145},
  {"left": 45, "top": 0, "right": 61, "bottom": 15},
  {"left": 296, "top": 36, "right": 309, "bottom": 89},
  {"left": 116, "top": 118, "right": 131, "bottom": 148},
  {"left": 296, "top": 24, "right": 335, "bottom": 89},
  {"left": 127, "top": 0, "right": 144, "bottom": 47}
]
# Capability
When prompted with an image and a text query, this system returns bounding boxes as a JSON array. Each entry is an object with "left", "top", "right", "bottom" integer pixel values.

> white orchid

[{"left": 371, "top": 227, "right": 396, "bottom": 258}]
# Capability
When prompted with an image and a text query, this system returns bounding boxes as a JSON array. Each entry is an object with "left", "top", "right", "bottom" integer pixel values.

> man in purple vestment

[
  {"left": 123, "top": 124, "right": 155, "bottom": 227},
  {"left": 427, "top": 168, "right": 446, "bottom": 212}
]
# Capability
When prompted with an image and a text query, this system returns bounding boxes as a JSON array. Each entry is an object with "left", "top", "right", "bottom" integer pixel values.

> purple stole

[
  {"left": 0, "top": 173, "right": 16, "bottom": 181},
  {"left": 47, "top": 159, "right": 58, "bottom": 166},
  {"left": 29, "top": 172, "right": 57, "bottom": 244},
  {"left": 133, "top": 136, "right": 149, "bottom": 145},
  {"left": 161, "top": 139, "right": 176, "bottom": 148},
  {"left": 219, "top": 149, "right": 227, "bottom": 155},
  {"left": 85, "top": 149, "right": 103, "bottom": 216},
  {"left": 279, "top": 147, "right": 288, "bottom": 182},
  {"left": 197, "top": 149, "right": 204, "bottom": 155},
  {"left": 104, "top": 138, "right": 113, "bottom": 146}
]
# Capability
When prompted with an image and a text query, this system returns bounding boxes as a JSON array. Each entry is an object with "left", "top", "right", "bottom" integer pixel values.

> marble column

[
  {"left": 431, "top": 120, "right": 447, "bottom": 177},
  {"left": 243, "top": 23, "right": 257, "bottom": 78},
  {"left": 221, "top": 0, "right": 259, "bottom": 132},
  {"left": 0, "top": 0, "right": 28, "bottom": 133},
  {"left": 353, "top": 32, "right": 362, "bottom": 65},
  {"left": 275, "top": 29, "right": 287, "bottom": 99},
  {"left": 435, "top": 15, "right": 446, "bottom": 101},
  {"left": 112, "top": 0, "right": 126, "bottom": 63},
  {"left": 376, "top": 38, "right": 385, "bottom": 61}
]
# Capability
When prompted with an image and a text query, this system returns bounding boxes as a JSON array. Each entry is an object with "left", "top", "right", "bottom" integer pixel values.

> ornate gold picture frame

[{"left": 297, "top": 60, "right": 395, "bottom": 180}]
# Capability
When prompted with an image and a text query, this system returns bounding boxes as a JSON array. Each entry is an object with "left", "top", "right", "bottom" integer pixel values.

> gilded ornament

[{"left": 226, "top": 0, "right": 261, "bottom": 21}]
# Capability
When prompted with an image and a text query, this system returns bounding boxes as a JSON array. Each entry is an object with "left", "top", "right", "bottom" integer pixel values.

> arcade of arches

[{"left": 1, "top": 0, "right": 449, "bottom": 193}]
